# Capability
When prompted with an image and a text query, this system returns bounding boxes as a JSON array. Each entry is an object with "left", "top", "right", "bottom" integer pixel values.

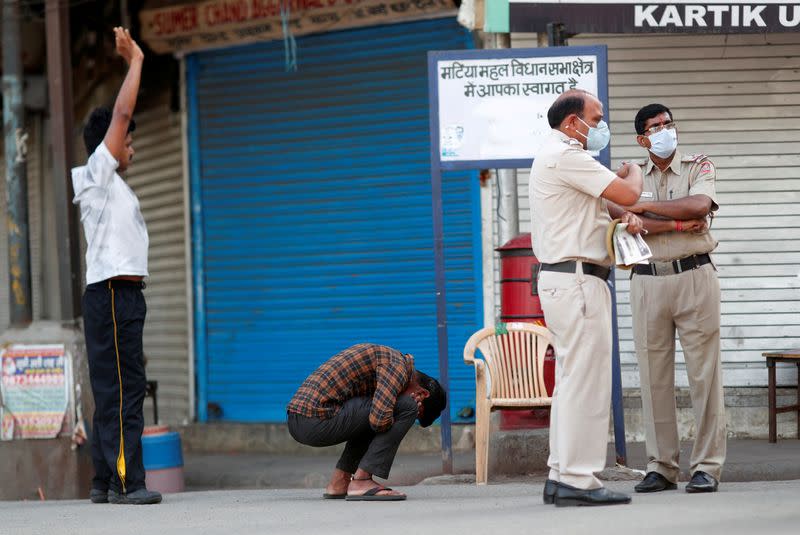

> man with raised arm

[{"left": 72, "top": 27, "right": 160, "bottom": 505}]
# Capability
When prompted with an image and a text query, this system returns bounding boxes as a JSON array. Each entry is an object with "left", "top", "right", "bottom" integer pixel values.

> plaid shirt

[{"left": 287, "top": 343, "right": 414, "bottom": 433}]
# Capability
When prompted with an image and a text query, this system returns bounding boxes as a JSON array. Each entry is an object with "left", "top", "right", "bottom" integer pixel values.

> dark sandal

[
  {"left": 322, "top": 493, "right": 347, "bottom": 500},
  {"left": 345, "top": 486, "right": 406, "bottom": 501}
]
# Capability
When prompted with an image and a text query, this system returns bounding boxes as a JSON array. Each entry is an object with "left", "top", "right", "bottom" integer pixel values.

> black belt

[
  {"left": 632, "top": 253, "right": 712, "bottom": 276},
  {"left": 87, "top": 279, "right": 146, "bottom": 290},
  {"left": 539, "top": 261, "right": 611, "bottom": 281}
]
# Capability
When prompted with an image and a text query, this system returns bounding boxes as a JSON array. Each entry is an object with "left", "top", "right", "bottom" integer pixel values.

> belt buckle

[{"left": 674, "top": 259, "right": 683, "bottom": 274}]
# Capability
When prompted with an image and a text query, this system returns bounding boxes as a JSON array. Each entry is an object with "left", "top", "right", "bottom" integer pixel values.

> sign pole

[
  {"left": 431, "top": 165, "right": 453, "bottom": 474},
  {"left": 593, "top": 63, "right": 628, "bottom": 466},
  {"left": 609, "top": 275, "right": 628, "bottom": 465},
  {"left": 428, "top": 57, "right": 453, "bottom": 474}
]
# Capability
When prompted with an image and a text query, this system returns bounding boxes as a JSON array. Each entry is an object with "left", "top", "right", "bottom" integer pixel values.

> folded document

[{"left": 609, "top": 222, "right": 652, "bottom": 268}]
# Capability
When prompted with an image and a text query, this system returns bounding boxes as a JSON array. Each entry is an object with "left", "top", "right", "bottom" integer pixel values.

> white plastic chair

[{"left": 463, "top": 322, "right": 554, "bottom": 485}]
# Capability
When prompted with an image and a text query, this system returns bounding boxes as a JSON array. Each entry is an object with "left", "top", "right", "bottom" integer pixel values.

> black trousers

[
  {"left": 287, "top": 396, "right": 418, "bottom": 479},
  {"left": 83, "top": 279, "right": 147, "bottom": 494}
]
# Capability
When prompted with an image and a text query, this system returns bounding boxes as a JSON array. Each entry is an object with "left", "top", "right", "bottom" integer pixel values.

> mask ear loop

[{"left": 573, "top": 116, "right": 588, "bottom": 140}]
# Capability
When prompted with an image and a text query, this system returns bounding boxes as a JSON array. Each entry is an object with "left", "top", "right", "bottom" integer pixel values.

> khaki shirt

[
  {"left": 636, "top": 151, "right": 719, "bottom": 261},
  {"left": 530, "top": 130, "right": 618, "bottom": 266}
]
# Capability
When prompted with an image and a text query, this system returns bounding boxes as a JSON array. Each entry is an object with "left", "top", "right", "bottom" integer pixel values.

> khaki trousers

[
  {"left": 539, "top": 265, "right": 612, "bottom": 490},
  {"left": 631, "top": 262, "right": 726, "bottom": 482}
]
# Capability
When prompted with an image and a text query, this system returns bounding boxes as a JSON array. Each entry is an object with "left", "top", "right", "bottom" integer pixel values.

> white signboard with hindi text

[
  {"left": 428, "top": 46, "right": 609, "bottom": 169},
  {"left": 1, "top": 344, "right": 72, "bottom": 440}
]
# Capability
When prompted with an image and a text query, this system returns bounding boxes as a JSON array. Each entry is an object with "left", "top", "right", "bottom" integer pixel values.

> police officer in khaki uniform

[
  {"left": 623, "top": 103, "right": 726, "bottom": 494},
  {"left": 530, "top": 89, "right": 644, "bottom": 507}
]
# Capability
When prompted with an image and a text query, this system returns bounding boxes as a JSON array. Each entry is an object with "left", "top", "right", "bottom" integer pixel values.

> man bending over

[{"left": 287, "top": 343, "right": 446, "bottom": 501}]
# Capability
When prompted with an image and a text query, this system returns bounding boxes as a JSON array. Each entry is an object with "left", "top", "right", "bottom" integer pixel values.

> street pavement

[{"left": 2, "top": 480, "right": 798, "bottom": 535}]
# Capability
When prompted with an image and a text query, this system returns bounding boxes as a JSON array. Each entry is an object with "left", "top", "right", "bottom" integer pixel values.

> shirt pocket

[{"left": 671, "top": 175, "right": 691, "bottom": 200}]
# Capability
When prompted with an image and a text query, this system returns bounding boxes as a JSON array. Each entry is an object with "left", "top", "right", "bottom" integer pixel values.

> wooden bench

[{"left": 762, "top": 349, "right": 800, "bottom": 443}]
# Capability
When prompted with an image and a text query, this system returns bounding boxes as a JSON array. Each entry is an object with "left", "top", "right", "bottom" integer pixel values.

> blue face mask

[{"left": 576, "top": 117, "right": 611, "bottom": 152}]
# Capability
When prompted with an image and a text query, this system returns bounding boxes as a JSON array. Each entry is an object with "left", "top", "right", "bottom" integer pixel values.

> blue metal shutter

[{"left": 187, "top": 18, "right": 481, "bottom": 422}]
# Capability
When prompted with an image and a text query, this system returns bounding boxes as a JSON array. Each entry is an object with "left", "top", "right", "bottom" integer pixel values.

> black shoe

[
  {"left": 89, "top": 488, "right": 108, "bottom": 504},
  {"left": 543, "top": 479, "right": 558, "bottom": 504},
  {"left": 634, "top": 471, "right": 677, "bottom": 493},
  {"left": 554, "top": 483, "right": 631, "bottom": 507},
  {"left": 685, "top": 471, "right": 718, "bottom": 493},
  {"left": 108, "top": 488, "right": 163, "bottom": 505}
]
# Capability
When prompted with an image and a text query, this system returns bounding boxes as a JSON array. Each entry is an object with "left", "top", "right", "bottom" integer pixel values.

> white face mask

[
  {"left": 576, "top": 117, "right": 611, "bottom": 152},
  {"left": 648, "top": 128, "right": 678, "bottom": 158}
]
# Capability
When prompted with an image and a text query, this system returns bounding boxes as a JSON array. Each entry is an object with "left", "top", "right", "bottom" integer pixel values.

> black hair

[
  {"left": 83, "top": 107, "right": 136, "bottom": 156},
  {"left": 416, "top": 370, "right": 446, "bottom": 428},
  {"left": 547, "top": 91, "right": 587, "bottom": 128},
  {"left": 634, "top": 103, "right": 673, "bottom": 135}
]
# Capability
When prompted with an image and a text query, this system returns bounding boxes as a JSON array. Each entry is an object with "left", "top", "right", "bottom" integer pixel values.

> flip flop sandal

[
  {"left": 345, "top": 486, "right": 406, "bottom": 501},
  {"left": 322, "top": 493, "right": 346, "bottom": 500}
]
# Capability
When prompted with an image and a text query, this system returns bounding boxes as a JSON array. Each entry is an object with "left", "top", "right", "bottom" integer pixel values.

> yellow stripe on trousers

[{"left": 109, "top": 281, "right": 127, "bottom": 492}]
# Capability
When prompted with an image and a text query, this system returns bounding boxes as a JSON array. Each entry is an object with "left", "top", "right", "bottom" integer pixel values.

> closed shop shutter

[
  {"left": 509, "top": 32, "right": 800, "bottom": 387},
  {"left": 188, "top": 18, "right": 482, "bottom": 422},
  {"left": 123, "top": 97, "right": 191, "bottom": 424}
]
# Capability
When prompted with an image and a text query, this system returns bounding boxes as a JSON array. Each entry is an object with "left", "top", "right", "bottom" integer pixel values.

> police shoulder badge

[{"left": 683, "top": 153, "right": 708, "bottom": 162}]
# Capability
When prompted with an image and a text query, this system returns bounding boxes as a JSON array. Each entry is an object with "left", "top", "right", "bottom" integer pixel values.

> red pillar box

[{"left": 496, "top": 233, "right": 555, "bottom": 430}]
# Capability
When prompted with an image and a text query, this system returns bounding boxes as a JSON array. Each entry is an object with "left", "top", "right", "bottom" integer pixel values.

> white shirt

[
  {"left": 529, "top": 130, "right": 617, "bottom": 265},
  {"left": 72, "top": 142, "right": 149, "bottom": 285}
]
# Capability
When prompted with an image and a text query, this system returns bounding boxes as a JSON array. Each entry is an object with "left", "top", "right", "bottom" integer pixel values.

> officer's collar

[
  {"left": 645, "top": 150, "right": 682, "bottom": 177},
  {"left": 552, "top": 128, "right": 583, "bottom": 147}
]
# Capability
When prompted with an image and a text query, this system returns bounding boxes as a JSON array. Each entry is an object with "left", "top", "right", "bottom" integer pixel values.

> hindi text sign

[
  {"left": 1, "top": 345, "right": 71, "bottom": 440},
  {"left": 431, "top": 47, "right": 606, "bottom": 168}
]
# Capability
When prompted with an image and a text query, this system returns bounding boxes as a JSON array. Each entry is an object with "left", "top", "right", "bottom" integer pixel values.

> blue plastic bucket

[{"left": 142, "top": 427, "right": 184, "bottom": 493}]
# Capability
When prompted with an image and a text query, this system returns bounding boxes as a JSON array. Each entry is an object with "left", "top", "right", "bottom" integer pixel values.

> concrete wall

[
  {"left": 177, "top": 386, "right": 792, "bottom": 456},
  {"left": 623, "top": 387, "right": 800, "bottom": 442},
  {"left": 0, "top": 437, "right": 93, "bottom": 500},
  {"left": 179, "top": 423, "right": 477, "bottom": 455},
  {"left": 0, "top": 321, "right": 93, "bottom": 500}
]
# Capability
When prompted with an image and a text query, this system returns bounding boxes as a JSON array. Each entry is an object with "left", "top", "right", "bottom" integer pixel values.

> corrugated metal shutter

[
  {"left": 124, "top": 98, "right": 191, "bottom": 424},
  {"left": 188, "top": 18, "right": 482, "bottom": 422},
  {"left": 0, "top": 114, "right": 44, "bottom": 329},
  {"left": 510, "top": 32, "right": 800, "bottom": 388}
]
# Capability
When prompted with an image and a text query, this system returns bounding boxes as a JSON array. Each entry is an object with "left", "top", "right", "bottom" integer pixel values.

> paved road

[{"left": 1, "top": 480, "right": 797, "bottom": 535}]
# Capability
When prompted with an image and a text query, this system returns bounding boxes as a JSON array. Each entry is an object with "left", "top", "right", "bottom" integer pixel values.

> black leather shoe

[
  {"left": 634, "top": 471, "right": 677, "bottom": 493},
  {"left": 89, "top": 488, "right": 108, "bottom": 504},
  {"left": 554, "top": 483, "right": 632, "bottom": 507},
  {"left": 543, "top": 479, "right": 558, "bottom": 504},
  {"left": 685, "top": 471, "right": 719, "bottom": 493},
  {"left": 108, "top": 488, "right": 162, "bottom": 505}
]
